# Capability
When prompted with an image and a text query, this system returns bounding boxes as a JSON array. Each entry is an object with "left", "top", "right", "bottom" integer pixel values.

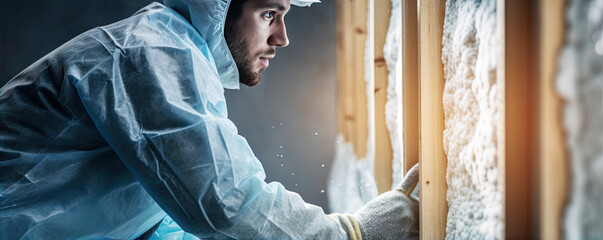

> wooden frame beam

[
  {"left": 338, "top": 1, "right": 570, "bottom": 238},
  {"left": 374, "top": 0, "right": 394, "bottom": 193},
  {"left": 501, "top": 0, "right": 537, "bottom": 237},
  {"left": 539, "top": 0, "right": 568, "bottom": 238},
  {"left": 336, "top": 0, "right": 369, "bottom": 160},
  {"left": 402, "top": 0, "right": 419, "bottom": 176},
  {"left": 418, "top": 0, "right": 447, "bottom": 239}
]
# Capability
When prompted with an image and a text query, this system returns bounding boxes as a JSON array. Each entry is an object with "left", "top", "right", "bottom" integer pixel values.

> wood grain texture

[
  {"left": 418, "top": 0, "right": 448, "bottom": 239},
  {"left": 373, "top": 0, "right": 393, "bottom": 194},
  {"left": 336, "top": 0, "right": 369, "bottom": 159}
]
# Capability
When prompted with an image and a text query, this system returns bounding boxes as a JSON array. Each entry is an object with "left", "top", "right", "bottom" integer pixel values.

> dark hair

[{"left": 224, "top": 0, "right": 247, "bottom": 43}]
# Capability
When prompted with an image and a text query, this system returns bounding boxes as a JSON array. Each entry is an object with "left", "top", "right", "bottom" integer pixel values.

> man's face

[{"left": 225, "top": 0, "right": 290, "bottom": 86}]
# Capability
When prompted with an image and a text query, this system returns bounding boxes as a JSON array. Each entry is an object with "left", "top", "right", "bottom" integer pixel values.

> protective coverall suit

[
  {"left": 0, "top": 0, "right": 419, "bottom": 239},
  {"left": 0, "top": 1, "right": 348, "bottom": 239}
]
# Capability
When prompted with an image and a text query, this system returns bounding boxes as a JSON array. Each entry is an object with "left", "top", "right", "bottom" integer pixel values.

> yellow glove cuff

[
  {"left": 330, "top": 213, "right": 362, "bottom": 240},
  {"left": 397, "top": 179, "right": 418, "bottom": 198}
]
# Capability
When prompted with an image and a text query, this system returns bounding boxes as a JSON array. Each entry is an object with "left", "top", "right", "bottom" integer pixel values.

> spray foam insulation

[
  {"left": 558, "top": 0, "right": 603, "bottom": 238},
  {"left": 441, "top": 0, "right": 502, "bottom": 239}
]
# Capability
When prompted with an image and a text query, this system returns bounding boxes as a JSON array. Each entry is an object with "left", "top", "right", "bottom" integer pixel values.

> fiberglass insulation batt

[
  {"left": 441, "top": 0, "right": 502, "bottom": 239},
  {"left": 558, "top": 0, "right": 603, "bottom": 238}
]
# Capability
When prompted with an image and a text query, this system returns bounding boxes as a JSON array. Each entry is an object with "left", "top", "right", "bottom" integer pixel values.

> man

[{"left": 0, "top": 0, "right": 419, "bottom": 239}]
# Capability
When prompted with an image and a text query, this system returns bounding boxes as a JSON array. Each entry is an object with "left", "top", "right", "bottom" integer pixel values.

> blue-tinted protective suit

[{"left": 0, "top": 1, "right": 346, "bottom": 239}]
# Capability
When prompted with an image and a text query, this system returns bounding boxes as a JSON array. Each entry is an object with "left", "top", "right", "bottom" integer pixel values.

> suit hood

[
  {"left": 163, "top": 0, "right": 239, "bottom": 89},
  {"left": 162, "top": 0, "right": 321, "bottom": 89}
]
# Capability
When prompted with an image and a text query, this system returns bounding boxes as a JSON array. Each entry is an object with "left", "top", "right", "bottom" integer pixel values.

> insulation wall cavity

[
  {"left": 558, "top": 0, "right": 603, "bottom": 238},
  {"left": 441, "top": 0, "right": 502, "bottom": 239},
  {"left": 328, "top": 0, "right": 403, "bottom": 213},
  {"left": 327, "top": 137, "right": 378, "bottom": 213},
  {"left": 328, "top": 0, "right": 378, "bottom": 214},
  {"left": 384, "top": 0, "right": 403, "bottom": 188}
]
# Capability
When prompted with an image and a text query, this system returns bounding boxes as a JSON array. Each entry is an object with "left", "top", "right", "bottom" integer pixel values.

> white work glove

[{"left": 331, "top": 164, "right": 419, "bottom": 240}]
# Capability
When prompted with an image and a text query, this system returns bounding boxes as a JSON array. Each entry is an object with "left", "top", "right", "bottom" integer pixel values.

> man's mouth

[{"left": 259, "top": 55, "right": 274, "bottom": 68}]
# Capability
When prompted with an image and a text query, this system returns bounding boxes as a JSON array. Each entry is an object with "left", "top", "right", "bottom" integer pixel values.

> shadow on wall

[
  {"left": 0, "top": 0, "right": 338, "bottom": 210},
  {"left": 1, "top": 0, "right": 155, "bottom": 83}
]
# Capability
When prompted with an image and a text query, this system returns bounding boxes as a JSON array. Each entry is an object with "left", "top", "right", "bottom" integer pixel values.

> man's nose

[{"left": 268, "top": 19, "right": 289, "bottom": 47}]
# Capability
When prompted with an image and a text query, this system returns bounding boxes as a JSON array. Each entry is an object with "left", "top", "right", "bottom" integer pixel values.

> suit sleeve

[{"left": 73, "top": 45, "right": 346, "bottom": 239}]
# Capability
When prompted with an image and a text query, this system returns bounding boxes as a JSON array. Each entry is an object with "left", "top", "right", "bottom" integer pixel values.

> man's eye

[{"left": 262, "top": 11, "right": 274, "bottom": 20}]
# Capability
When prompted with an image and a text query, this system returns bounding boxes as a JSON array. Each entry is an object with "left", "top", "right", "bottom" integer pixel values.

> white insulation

[
  {"left": 384, "top": 0, "right": 404, "bottom": 188},
  {"left": 441, "top": 0, "right": 502, "bottom": 239},
  {"left": 327, "top": 136, "right": 378, "bottom": 213},
  {"left": 328, "top": 0, "right": 404, "bottom": 213},
  {"left": 558, "top": 0, "right": 603, "bottom": 238}
]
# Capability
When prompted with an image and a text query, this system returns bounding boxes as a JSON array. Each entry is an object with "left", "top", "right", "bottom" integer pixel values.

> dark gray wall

[
  {"left": 225, "top": 1, "right": 337, "bottom": 211},
  {"left": 0, "top": 0, "right": 156, "bottom": 82},
  {"left": 0, "top": 1, "right": 337, "bottom": 211}
]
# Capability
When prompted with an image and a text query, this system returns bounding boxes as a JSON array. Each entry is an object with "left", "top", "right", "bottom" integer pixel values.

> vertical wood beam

[
  {"left": 402, "top": 0, "right": 419, "bottom": 176},
  {"left": 501, "top": 0, "right": 537, "bottom": 238},
  {"left": 374, "top": 0, "right": 393, "bottom": 193},
  {"left": 418, "top": 0, "right": 447, "bottom": 239},
  {"left": 336, "top": 0, "right": 369, "bottom": 159},
  {"left": 539, "top": 0, "right": 568, "bottom": 238}
]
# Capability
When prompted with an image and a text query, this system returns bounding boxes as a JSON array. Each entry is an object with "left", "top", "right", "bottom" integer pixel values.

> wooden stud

[
  {"left": 374, "top": 0, "right": 393, "bottom": 193},
  {"left": 539, "top": 0, "right": 568, "bottom": 238},
  {"left": 418, "top": 0, "right": 447, "bottom": 239},
  {"left": 501, "top": 0, "right": 537, "bottom": 238},
  {"left": 402, "top": 0, "right": 419, "bottom": 175},
  {"left": 336, "top": 0, "right": 370, "bottom": 160}
]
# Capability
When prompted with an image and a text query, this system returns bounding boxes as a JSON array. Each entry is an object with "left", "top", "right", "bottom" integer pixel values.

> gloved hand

[{"left": 331, "top": 164, "right": 419, "bottom": 240}]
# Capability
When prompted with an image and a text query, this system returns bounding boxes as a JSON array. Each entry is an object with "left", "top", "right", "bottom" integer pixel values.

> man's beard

[
  {"left": 228, "top": 38, "right": 262, "bottom": 86},
  {"left": 225, "top": 28, "right": 276, "bottom": 87}
]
